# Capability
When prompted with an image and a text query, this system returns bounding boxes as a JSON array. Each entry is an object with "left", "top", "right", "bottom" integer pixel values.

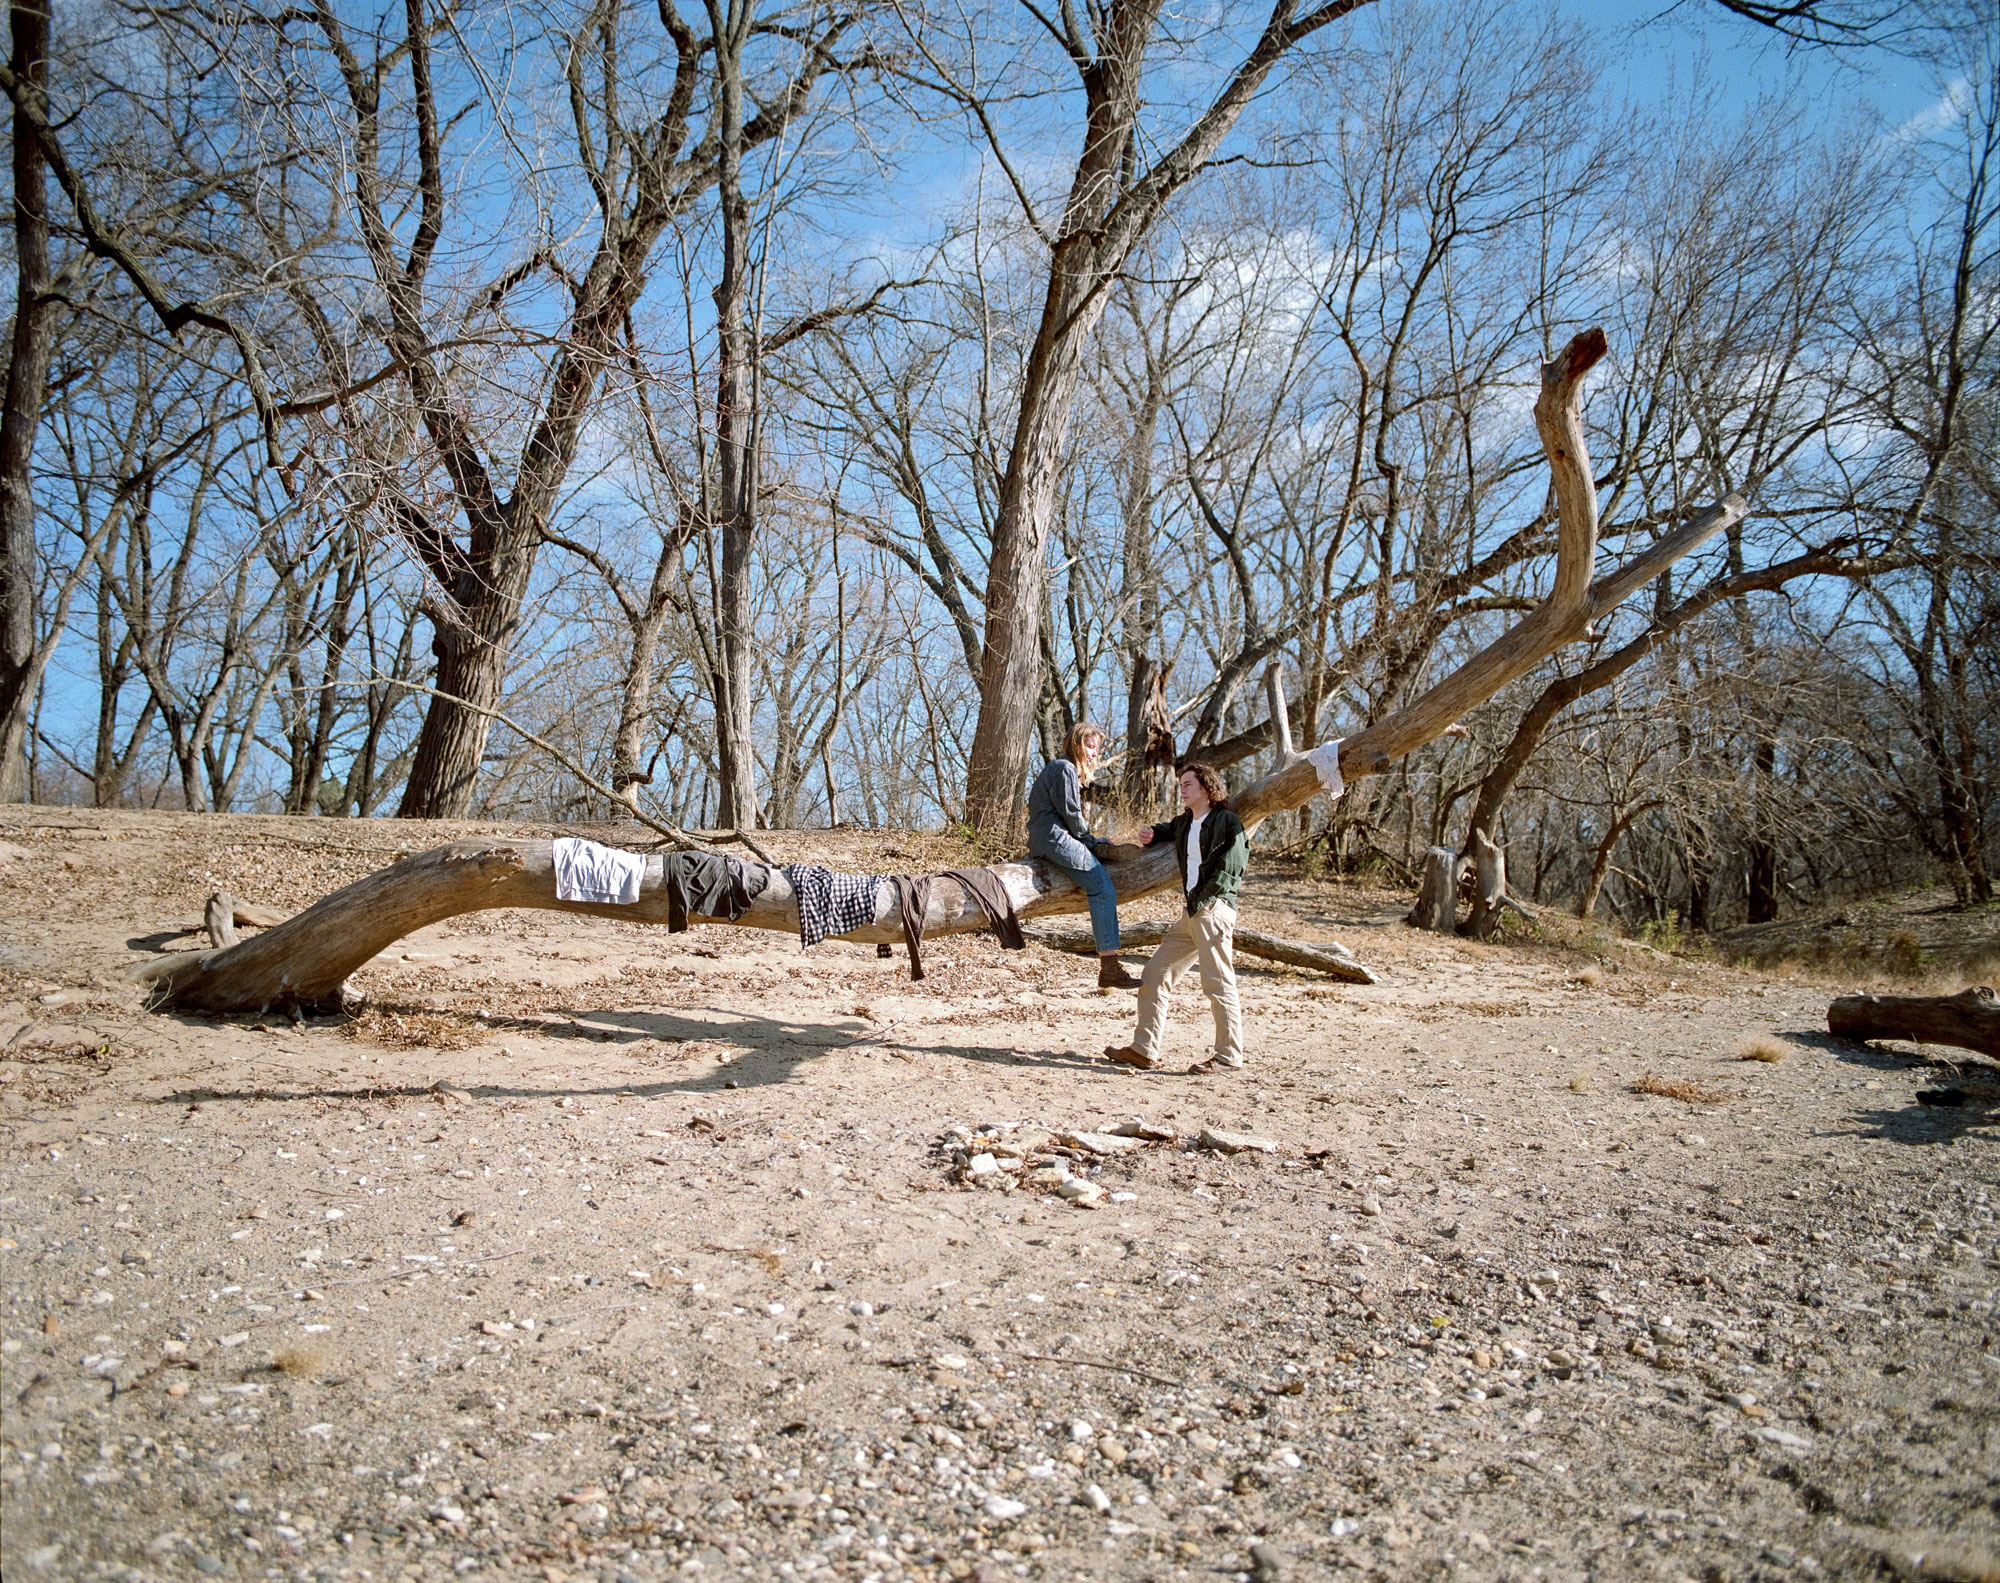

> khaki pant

[{"left": 1132, "top": 904, "right": 1242, "bottom": 1066}]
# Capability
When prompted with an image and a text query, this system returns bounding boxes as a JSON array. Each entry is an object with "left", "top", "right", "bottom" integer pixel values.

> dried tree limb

[
  {"left": 1828, "top": 987, "right": 2000, "bottom": 1059},
  {"left": 1029, "top": 921, "right": 1376, "bottom": 984},
  {"left": 377, "top": 677, "right": 772, "bottom": 863}
]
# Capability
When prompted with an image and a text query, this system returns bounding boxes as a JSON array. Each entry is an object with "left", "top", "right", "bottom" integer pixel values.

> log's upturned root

[{"left": 1828, "top": 986, "right": 2000, "bottom": 1060}]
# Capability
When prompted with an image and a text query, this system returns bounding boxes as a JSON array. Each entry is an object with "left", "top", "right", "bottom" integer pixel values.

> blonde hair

[{"left": 1062, "top": 721, "right": 1107, "bottom": 781}]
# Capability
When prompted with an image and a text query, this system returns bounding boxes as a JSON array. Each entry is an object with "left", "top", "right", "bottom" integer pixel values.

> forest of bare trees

[{"left": 1, "top": 0, "right": 1993, "bottom": 932}]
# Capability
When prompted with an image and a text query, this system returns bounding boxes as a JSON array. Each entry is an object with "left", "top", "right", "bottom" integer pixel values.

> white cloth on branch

[
  {"left": 553, "top": 837, "right": 646, "bottom": 905},
  {"left": 1304, "top": 739, "right": 1345, "bottom": 802}
]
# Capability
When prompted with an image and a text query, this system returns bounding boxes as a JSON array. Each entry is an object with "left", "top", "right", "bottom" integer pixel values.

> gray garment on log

[
  {"left": 942, "top": 867, "right": 1026, "bottom": 951},
  {"left": 662, "top": 850, "right": 768, "bottom": 933},
  {"left": 1026, "top": 757, "right": 1104, "bottom": 872}
]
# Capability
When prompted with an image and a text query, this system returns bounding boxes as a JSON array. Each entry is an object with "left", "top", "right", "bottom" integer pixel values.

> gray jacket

[{"left": 1026, "top": 757, "right": 1104, "bottom": 872}]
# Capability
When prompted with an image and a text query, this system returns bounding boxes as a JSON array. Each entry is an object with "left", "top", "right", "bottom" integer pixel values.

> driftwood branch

[
  {"left": 136, "top": 329, "right": 1734, "bottom": 1015},
  {"left": 1263, "top": 662, "right": 1295, "bottom": 762},
  {"left": 1828, "top": 987, "right": 2000, "bottom": 1059},
  {"left": 204, "top": 893, "right": 238, "bottom": 950},
  {"left": 1030, "top": 922, "right": 1377, "bottom": 985},
  {"left": 1235, "top": 332, "right": 1746, "bottom": 828}
]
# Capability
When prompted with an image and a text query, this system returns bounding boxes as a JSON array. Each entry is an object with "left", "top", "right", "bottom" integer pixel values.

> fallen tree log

[
  {"left": 1827, "top": 986, "right": 2000, "bottom": 1059},
  {"left": 1029, "top": 922, "right": 1377, "bottom": 984},
  {"left": 135, "top": 329, "right": 1743, "bottom": 1016}
]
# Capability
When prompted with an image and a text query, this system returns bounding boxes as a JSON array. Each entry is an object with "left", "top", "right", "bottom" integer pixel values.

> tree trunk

[
  {"left": 396, "top": 572, "right": 528, "bottom": 818},
  {"left": 1828, "top": 986, "right": 1999, "bottom": 1059},
  {"left": 1116, "top": 295, "right": 1164, "bottom": 807},
  {"left": 1576, "top": 801, "right": 1659, "bottom": 919},
  {"left": 0, "top": 0, "right": 51, "bottom": 803},
  {"left": 1459, "top": 827, "right": 1522, "bottom": 940},
  {"left": 709, "top": 0, "right": 760, "bottom": 830},
  {"left": 1746, "top": 731, "right": 1779, "bottom": 924},
  {"left": 286, "top": 527, "right": 360, "bottom": 817},
  {"left": 962, "top": 0, "right": 1355, "bottom": 831},
  {"left": 611, "top": 581, "right": 673, "bottom": 809},
  {"left": 964, "top": 254, "right": 1116, "bottom": 832}
]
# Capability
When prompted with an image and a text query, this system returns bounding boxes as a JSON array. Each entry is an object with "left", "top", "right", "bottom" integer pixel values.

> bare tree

[{"left": 896, "top": 0, "right": 1377, "bottom": 829}]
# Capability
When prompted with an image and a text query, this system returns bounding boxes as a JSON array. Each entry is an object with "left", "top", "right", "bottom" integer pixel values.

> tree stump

[
  {"left": 1407, "top": 847, "right": 1461, "bottom": 933},
  {"left": 1828, "top": 986, "right": 2000, "bottom": 1059}
]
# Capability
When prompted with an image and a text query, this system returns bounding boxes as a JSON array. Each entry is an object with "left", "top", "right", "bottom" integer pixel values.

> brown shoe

[
  {"left": 1188, "top": 1056, "right": 1245, "bottom": 1074},
  {"left": 1097, "top": 957, "right": 1143, "bottom": 990},
  {"left": 1103, "top": 1044, "right": 1160, "bottom": 1070}
]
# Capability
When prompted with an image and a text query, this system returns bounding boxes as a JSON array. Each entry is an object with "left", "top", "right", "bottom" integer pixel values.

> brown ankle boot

[{"left": 1097, "top": 957, "right": 1142, "bottom": 990}]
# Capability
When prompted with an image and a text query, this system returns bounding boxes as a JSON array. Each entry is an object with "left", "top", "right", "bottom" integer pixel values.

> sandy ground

[{"left": 0, "top": 807, "right": 1996, "bottom": 1583}]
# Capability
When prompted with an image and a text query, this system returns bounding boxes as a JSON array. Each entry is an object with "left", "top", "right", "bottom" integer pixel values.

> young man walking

[{"left": 1103, "top": 762, "right": 1248, "bottom": 1074}]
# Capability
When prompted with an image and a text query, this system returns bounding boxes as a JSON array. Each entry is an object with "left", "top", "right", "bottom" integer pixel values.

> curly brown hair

[{"left": 1179, "top": 760, "right": 1229, "bottom": 809}]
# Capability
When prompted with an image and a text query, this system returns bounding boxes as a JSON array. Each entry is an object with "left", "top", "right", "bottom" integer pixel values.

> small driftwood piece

[
  {"left": 1459, "top": 829, "right": 1535, "bottom": 940},
  {"left": 204, "top": 893, "right": 238, "bottom": 949},
  {"left": 204, "top": 894, "right": 286, "bottom": 943},
  {"left": 1407, "top": 847, "right": 1461, "bottom": 933},
  {"left": 1828, "top": 986, "right": 2000, "bottom": 1059},
  {"left": 1030, "top": 922, "right": 1377, "bottom": 985}
]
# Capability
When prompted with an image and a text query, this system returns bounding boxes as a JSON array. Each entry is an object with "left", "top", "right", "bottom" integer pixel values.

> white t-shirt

[{"left": 1184, "top": 811, "right": 1206, "bottom": 896}]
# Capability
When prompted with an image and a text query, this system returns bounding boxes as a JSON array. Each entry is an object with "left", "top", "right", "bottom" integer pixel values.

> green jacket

[{"left": 1148, "top": 805, "right": 1248, "bottom": 916}]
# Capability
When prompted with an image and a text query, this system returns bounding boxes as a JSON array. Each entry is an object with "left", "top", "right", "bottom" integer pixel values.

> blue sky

[
  {"left": 1576, "top": 0, "right": 1945, "bottom": 130},
  {"left": 29, "top": 0, "right": 1968, "bottom": 808}
]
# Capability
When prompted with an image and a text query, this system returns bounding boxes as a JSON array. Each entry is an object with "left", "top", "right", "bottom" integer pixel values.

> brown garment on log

[
  {"left": 893, "top": 874, "right": 933, "bottom": 981},
  {"left": 942, "top": 867, "right": 1026, "bottom": 952}
]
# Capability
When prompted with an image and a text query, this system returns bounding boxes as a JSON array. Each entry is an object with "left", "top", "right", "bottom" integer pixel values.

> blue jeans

[{"left": 1048, "top": 853, "right": 1121, "bottom": 954}]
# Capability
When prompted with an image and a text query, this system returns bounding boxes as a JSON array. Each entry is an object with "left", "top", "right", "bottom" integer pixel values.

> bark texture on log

[
  {"left": 1032, "top": 921, "right": 1376, "bottom": 985},
  {"left": 1407, "top": 846, "right": 1461, "bottom": 933},
  {"left": 1827, "top": 986, "right": 2000, "bottom": 1059}
]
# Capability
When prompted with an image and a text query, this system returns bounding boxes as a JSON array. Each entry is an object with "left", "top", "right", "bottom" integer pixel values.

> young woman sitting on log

[
  {"left": 1104, "top": 761, "right": 1248, "bottom": 1073},
  {"left": 1026, "top": 722, "right": 1142, "bottom": 990}
]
